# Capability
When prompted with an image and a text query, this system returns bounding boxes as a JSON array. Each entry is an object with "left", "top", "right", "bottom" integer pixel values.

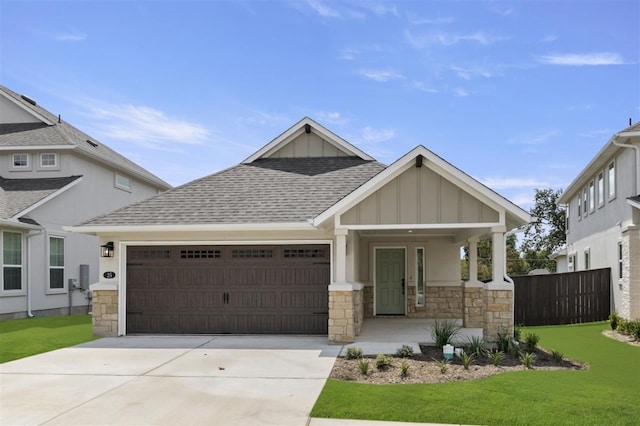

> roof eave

[{"left": 65, "top": 222, "right": 318, "bottom": 235}]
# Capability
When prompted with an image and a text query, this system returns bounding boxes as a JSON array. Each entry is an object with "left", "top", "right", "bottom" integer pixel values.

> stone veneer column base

[
  {"left": 328, "top": 283, "right": 362, "bottom": 343},
  {"left": 91, "top": 283, "right": 118, "bottom": 337},
  {"left": 483, "top": 282, "right": 514, "bottom": 339},
  {"left": 463, "top": 281, "right": 485, "bottom": 328}
]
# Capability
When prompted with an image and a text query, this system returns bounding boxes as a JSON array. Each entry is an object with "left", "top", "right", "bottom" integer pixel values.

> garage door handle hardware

[{"left": 223, "top": 292, "right": 229, "bottom": 304}]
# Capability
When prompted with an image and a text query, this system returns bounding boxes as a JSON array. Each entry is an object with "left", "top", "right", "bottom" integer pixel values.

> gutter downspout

[
  {"left": 504, "top": 225, "right": 528, "bottom": 285},
  {"left": 26, "top": 229, "right": 43, "bottom": 318},
  {"left": 612, "top": 134, "right": 640, "bottom": 195}
]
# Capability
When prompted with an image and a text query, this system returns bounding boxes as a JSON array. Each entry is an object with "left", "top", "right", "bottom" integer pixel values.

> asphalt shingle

[
  {"left": 0, "top": 176, "right": 82, "bottom": 218},
  {"left": 82, "top": 157, "right": 386, "bottom": 226}
]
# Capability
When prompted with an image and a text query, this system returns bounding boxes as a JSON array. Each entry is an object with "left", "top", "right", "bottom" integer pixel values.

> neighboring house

[
  {"left": 70, "top": 117, "right": 530, "bottom": 343},
  {"left": 0, "top": 85, "right": 172, "bottom": 320},
  {"left": 558, "top": 121, "right": 640, "bottom": 320}
]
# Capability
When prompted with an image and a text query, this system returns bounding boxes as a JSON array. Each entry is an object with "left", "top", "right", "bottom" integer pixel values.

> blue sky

[{"left": 1, "top": 0, "right": 638, "bottom": 210}]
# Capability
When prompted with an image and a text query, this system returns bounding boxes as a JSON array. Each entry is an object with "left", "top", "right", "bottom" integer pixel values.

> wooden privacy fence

[{"left": 513, "top": 268, "right": 611, "bottom": 326}]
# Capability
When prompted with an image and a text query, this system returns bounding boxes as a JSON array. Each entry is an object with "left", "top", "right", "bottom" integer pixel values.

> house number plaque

[{"left": 103, "top": 271, "right": 116, "bottom": 279}]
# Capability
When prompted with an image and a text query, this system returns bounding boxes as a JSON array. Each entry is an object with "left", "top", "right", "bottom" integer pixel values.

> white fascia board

[
  {"left": 242, "top": 117, "right": 374, "bottom": 164},
  {"left": 315, "top": 145, "right": 530, "bottom": 226},
  {"left": 11, "top": 176, "right": 83, "bottom": 219},
  {"left": 0, "top": 145, "right": 75, "bottom": 151},
  {"left": 628, "top": 198, "right": 640, "bottom": 210},
  {"left": 66, "top": 222, "right": 317, "bottom": 235},
  {"left": 559, "top": 135, "right": 619, "bottom": 204},
  {"left": 344, "top": 222, "right": 503, "bottom": 231},
  {"left": 0, "top": 90, "right": 54, "bottom": 125},
  {"left": 121, "top": 239, "right": 333, "bottom": 246},
  {"left": 0, "top": 218, "right": 43, "bottom": 230}
]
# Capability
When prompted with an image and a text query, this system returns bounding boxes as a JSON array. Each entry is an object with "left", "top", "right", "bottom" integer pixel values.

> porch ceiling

[{"left": 356, "top": 226, "right": 492, "bottom": 242}]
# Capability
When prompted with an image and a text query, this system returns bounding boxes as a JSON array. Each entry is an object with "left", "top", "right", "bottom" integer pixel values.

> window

[
  {"left": 618, "top": 242, "right": 624, "bottom": 279},
  {"left": 49, "top": 237, "right": 64, "bottom": 290},
  {"left": 582, "top": 188, "right": 588, "bottom": 217},
  {"left": 608, "top": 161, "right": 616, "bottom": 200},
  {"left": 584, "top": 248, "right": 590, "bottom": 270},
  {"left": 597, "top": 172, "right": 604, "bottom": 207},
  {"left": 40, "top": 153, "right": 57, "bottom": 168},
  {"left": 577, "top": 195, "right": 582, "bottom": 220},
  {"left": 588, "top": 181, "right": 595, "bottom": 213},
  {"left": 566, "top": 205, "right": 570, "bottom": 233},
  {"left": 2, "top": 232, "right": 22, "bottom": 291},
  {"left": 231, "top": 249, "right": 273, "bottom": 259},
  {"left": 12, "top": 153, "right": 29, "bottom": 169},
  {"left": 416, "top": 248, "right": 425, "bottom": 306},
  {"left": 115, "top": 173, "right": 131, "bottom": 191},
  {"left": 568, "top": 254, "right": 576, "bottom": 272}
]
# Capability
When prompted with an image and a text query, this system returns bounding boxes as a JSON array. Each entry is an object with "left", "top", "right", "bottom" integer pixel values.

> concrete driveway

[{"left": 0, "top": 335, "right": 341, "bottom": 426}]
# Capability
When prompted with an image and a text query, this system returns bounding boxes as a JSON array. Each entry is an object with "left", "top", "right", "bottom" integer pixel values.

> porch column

[
  {"left": 334, "top": 228, "right": 348, "bottom": 283},
  {"left": 468, "top": 236, "right": 479, "bottom": 282},
  {"left": 491, "top": 228, "right": 506, "bottom": 284}
]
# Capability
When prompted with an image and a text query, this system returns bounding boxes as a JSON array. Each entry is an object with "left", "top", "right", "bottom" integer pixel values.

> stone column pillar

[
  {"left": 491, "top": 228, "right": 506, "bottom": 284},
  {"left": 334, "top": 228, "right": 348, "bottom": 284}
]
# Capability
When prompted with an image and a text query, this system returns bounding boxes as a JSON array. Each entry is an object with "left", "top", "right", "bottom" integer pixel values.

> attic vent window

[
  {"left": 86, "top": 139, "right": 98, "bottom": 147},
  {"left": 20, "top": 95, "right": 36, "bottom": 106}
]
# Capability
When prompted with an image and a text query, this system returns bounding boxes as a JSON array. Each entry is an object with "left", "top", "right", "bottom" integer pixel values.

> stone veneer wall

[
  {"left": 483, "top": 289, "right": 513, "bottom": 338},
  {"left": 328, "top": 290, "right": 356, "bottom": 343},
  {"left": 363, "top": 285, "right": 374, "bottom": 318},
  {"left": 92, "top": 290, "right": 118, "bottom": 337},
  {"left": 353, "top": 287, "right": 364, "bottom": 336},
  {"left": 622, "top": 228, "right": 640, "bottom": 319},
  {"left": 463, "top": 286, "right": 484, "bottom": 328},
  {"left": 415, "top": 286, "right": 464, "bottom": 319}
]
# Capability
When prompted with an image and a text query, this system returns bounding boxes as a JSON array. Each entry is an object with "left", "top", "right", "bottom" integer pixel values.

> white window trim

[
  {"left": 618, "top": 241, "right": 624, "bottom": 280},
  {"left": 47, "top": 235, "right": 66, "bottom": 294},
  {"left": 584, "top": 247, "right": 590, "bottom": 270},
  {"left": 416, "top": 247, "right": 425, "bottom": 306},
  {"left": 588, "top": 180, "right": 595, "bottom": 213},
  {"left": 577, "top": 196, "right": 582, "bottom": 221},
  {"left": 607, "top": 160, "right": 616, "bottom": 201},
  {"left": 566, "top": 204, "right": 570, "bottom": 234},
  {"left": 597, "top": 171, "right": 605, "bottom": 208},
  {"left": 1, "top": 231, "right": 25, "bottom": 295},
  {"left": 115, "top": 173, "right": 132, "bottom": 192},
  {"left": 39, "top": 152, "right": 59, "bottom": 169},
  {"left": 11, "top": 153, "right": 31, "bottom": 171},
  {"left": 567, "top": 252, "right": 576, "bottom": 272},
  {"left": 582, "top": 188, "right": 588, "bottom": 217}
]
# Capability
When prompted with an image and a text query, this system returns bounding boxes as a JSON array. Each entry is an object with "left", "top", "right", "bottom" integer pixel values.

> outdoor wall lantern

[{"left": 100, "top": 241, "right": 114, "bottom": 258}]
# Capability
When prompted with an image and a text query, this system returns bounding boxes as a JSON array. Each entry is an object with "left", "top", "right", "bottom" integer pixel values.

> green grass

[
  {"left": 311, "top": 322, "right": 640, "bottom": 425},
  {"left": 0, "top": 315, "right": 95, "bottom": 363}
]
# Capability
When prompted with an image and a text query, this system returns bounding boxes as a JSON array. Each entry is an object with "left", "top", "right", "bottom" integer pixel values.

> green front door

[{"left": 375, "top": 248, "right": 405, "bottom": 315}]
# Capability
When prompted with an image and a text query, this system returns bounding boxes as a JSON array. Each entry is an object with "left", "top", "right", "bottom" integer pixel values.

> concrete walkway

[{"left": 0, "top": 336, "right": 340, "bottom": 426}]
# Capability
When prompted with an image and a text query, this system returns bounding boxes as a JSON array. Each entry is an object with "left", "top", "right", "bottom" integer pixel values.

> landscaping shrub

[
  {"left": 466, "top": 336, "right": 486, "bottom": 359},
  {"left": 456, "top": 351, "right": 475, "bottom": 370},
  {"left": 551, "top": 349, "right": 564, "bottom": 363},
  {"left": 375, "top": 353, "right": 393, "bottom": 370},
  {"left": 431, "top": 320, "right": 461, "bottom": 348},
  {"left": 609, "top": 311, "right": 620, "bottom": 330},
  {"left": 358, "top": 358, "right": 369, "bottom": 375},
  {"left": 617, "top": 318, "right": 640, "bottom": 340},
  {"left": 396, "top": 345, "right": 414, "bottom": 358},
  {"left": 400, "top": 360, "right": 410, "bottom": 378},
  {"left": 525, "top": 333, "right": 540, "bottom": 353},
  {"left": 346, "top": 346, "right": 363, "bottom": 360},
  {"left": 520, "top": 352, "right": 536, "bottom": 369},
  {"left": 489, "top": 350, "right": 504, "bottom": 366}
]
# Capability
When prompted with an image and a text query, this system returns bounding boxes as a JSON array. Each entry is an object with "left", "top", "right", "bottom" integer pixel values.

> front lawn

[
  {"left": 0, "top": 315, "right": 95, "bottom": 363},
  {"left": 311, "top": 322, "right": 640, "bottom": 425}
]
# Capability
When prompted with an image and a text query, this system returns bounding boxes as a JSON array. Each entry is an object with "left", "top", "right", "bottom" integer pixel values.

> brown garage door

[{"left": 126, "top": 245, "right": 330, "bottom": 334}]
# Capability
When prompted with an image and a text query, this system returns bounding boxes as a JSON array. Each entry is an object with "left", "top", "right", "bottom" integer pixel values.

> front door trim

[{"left": 373, "top": 246, "right": 407, "bottom": 316}]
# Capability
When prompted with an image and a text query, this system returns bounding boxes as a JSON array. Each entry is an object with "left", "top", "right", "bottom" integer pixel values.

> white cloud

[
  {"left": 86, "top": 103, "right": 209, "bottom": 150},
  {"left": 507, "top": 130, "right": 558, "bottom": 145},
  {"left": 339, "top": 48, "right": 360, "bottom": 60},
  {"left": 361, "top": 126, "right": 395, "bottom": 143},
  {"left": 451, "top": 65, "right": 495, "bottom": 80},
  {"left": 51, "top": 31, "right": 87, "bottom": 42},
  {"left": 536, "top": 52, "right": 624, "bottom": 66},
  {"left": 452, "top": 87, "right": 470, "bottom": 97},
  {"left": 316, "top": 111, "right": 349, "bottom": 126},
  {"left": 358, "top": 69, "right": 405, "bottom": 82},
  {"left": 407, "top": 13, "right": 454, "bottom": 25},
  {"left": 411, "top": 81, "right": 439, "bottom": 94},
  {"left": 304, "top": 0, "right": 340, "bottom": 17},
  {"left": 405, "top": 30, "right": 502, "bottom": 48},
  {"left": 364, "top": 3, "right": 398, "bottom": 17},
  {"left": 540, "top": 34, "right": 558, "bottom": 43},
  {"left": 481, "top": 177, "right": 549, "bottom": 190}
]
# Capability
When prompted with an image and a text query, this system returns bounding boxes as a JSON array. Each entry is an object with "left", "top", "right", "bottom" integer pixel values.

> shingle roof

[
  {"left": 82, "top": 157, "right": 386, "bottom": 226},
  {"left": 0, "top": 86, "right": 171, "bottom": 189},
  {"left": 0, "top": 176, "right": 82, "bottom": 218}
]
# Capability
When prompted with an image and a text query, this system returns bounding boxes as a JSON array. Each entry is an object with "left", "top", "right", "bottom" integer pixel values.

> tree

[
  {"left": 521, "top": 188, "right": 566, "bottom": 272},
  {"left": 461, "top": 234, "right": 527, "bottom": 280}
]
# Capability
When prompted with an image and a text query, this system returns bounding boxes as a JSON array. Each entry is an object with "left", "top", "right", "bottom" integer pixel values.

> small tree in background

[
  {"left": 521, "top": 188, "right": 566, "bottom": 272},
  {"left": 461, "top": 234, "right": 527, "bottom": 280}
]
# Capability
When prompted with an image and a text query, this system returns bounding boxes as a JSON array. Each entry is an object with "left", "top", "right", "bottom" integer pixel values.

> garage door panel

[{"left": 126, "top": 245, "right": 329, "bottom": 334}]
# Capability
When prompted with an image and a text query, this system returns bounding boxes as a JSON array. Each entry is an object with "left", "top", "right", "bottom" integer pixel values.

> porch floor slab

[{"left": 345, "top": 318, "right": 483, "bottom": 356}]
